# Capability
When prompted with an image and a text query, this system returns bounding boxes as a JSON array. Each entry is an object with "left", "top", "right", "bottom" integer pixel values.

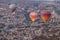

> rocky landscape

[{"left": 0, "top": 1, "right": 60, "bottom": 40}]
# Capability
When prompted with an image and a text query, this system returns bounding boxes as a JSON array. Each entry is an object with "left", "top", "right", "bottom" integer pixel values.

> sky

[
  {"left": 0, "top": 0, "right": 60, "bottom": 2},
  {"left": 0, "top": 0, "right": 60, "bottom": 4},
  {"left": 28, "top": 0, "right": 54, "bottom": 1},
  {"left": 23, "top": 0, "right": 60, "bottom": 1}
]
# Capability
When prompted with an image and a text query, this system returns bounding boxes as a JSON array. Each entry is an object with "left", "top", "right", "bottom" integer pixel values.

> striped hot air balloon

[
  {"left": 29, "top": 12, "right": 38, "bottom": 22},
  {"left": 40, "top": 10, "right": 51, "bottom": 23},
  {"left": 9, "top": 4, "right": 17, "bottom": 13}
]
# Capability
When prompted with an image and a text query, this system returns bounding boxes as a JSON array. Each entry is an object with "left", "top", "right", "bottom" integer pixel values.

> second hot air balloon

[
  {"left": 9, "top": 4, "right": 17, "bottom": 13},
  {"left": 29, "top": 12, "right": 37, "bottom": 22},
  {"left": 40, "top": 10, "right": 51, "bottom": 23}
]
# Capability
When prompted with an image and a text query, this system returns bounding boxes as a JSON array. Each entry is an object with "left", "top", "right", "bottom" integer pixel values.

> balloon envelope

[
  {"left": 29, "top": 12, "right": 37, "bottom": 22},
  {"left": 41, "top": 11, "right": 51, "bottom": 23},
  {"left": 9, "top": 4, "right": 17, "bottom": 12}
]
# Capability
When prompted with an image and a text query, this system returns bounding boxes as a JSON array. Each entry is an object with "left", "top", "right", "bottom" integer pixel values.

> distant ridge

[{"left": 0, "top": 0, "right": 60, "bottom": 5}]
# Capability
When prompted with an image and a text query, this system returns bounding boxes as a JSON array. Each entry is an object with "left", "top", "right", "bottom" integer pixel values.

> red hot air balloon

[
  {"left": 40, "top": 10, "right": 51, "bottom": 23},
  {"left": 29, "top": 12, "right": 37, "bottom": 22}
]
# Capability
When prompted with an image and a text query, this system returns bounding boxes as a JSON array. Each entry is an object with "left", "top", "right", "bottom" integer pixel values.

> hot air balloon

[
  {"left": 40, "top": 10, "right": 51, "bottom": 23},
  {"left": 9, "top": 4, "right": 17, "bottom": 13},
  {"left": 29, "top": 12, "right": 37, "bottom": 22}
]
